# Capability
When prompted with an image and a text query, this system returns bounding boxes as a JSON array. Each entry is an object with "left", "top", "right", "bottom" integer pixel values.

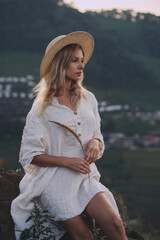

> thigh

[
  {"left": 85, "top": 192, "right": 120, "bottom": 230},
  {"left": 60, "top": 215, "right": 92, "bottom": 240}
]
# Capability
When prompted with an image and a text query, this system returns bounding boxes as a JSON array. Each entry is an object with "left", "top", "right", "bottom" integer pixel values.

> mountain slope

[{"left": 0, "top": 0, "right": 160, "bottom": 92}]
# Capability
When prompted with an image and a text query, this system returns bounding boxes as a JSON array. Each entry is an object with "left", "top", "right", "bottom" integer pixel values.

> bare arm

[{"left": 32, "top": 154, "right": 91, "bottom": 174}]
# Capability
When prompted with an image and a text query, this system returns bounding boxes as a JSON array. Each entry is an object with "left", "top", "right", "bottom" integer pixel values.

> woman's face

[{"left": 65, "top": 47, "right": 84, "bottom": 82}]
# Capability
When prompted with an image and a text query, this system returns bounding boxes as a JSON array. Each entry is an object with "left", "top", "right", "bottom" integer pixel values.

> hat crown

[
  {"left": 41, "top": 31, "right": 94, "bottom": 78},
  {"left": 45, "top": 35, "right": 66, "bottom": 54}
]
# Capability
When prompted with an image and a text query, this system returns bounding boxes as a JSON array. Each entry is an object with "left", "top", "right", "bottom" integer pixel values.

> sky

[{"left": 64, "top": 0, "right": 160, "bottom": 16}]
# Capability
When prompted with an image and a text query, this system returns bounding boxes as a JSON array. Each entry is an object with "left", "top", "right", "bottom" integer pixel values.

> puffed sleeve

[
  {"left": 92, "top": 96, "right": 105, "bottom": 159},
  {"left": 19, "top": 112, "right": 47, "bottom": 173}
]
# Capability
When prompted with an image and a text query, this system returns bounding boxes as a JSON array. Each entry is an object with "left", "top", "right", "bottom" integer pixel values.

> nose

[{"left": 78, "top": 62, "right": 84, "bottom": 70}]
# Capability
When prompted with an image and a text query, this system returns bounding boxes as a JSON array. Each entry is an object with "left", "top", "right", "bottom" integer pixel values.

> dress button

[
  {"left": 78, "top": 122, "right": 81, "bottom": 125},
  {"left": 73, "top": 111, "right": 77, "bottom": 115},
  {"left": 78, "top": 134, "right": 81, "bottom": 137}
]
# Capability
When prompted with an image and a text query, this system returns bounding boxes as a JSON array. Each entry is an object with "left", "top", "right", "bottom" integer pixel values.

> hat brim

[{"left": 40, "top": 31, "right": 94, "bottom": 78}]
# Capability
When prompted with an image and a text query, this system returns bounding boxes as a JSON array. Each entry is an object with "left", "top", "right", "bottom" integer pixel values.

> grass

[
  {"left": 0, "top": 51, "right": 42, "bottom": 77},
  {"left": 132, "top": 54, "right": 160, "bottom": 84},
  {"left": 96, "top": 18, "right": 151, "bottom": 55}
]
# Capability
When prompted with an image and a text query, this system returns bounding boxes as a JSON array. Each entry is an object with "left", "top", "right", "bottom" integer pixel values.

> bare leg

[
  {"left": 85, "top": 192, "right": 128, "bottom": 240},
  {"left": 61, "top": 215, "right": 92, "bottom": 240}
]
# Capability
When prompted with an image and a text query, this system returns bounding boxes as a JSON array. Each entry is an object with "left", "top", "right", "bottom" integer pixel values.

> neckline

[{"left": 53, "top": 97, "right": 75, "bottom": 112}]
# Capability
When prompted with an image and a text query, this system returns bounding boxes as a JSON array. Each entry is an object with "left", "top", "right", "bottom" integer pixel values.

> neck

[{"left": 58, "top": 80, "right": 71, "bottom": 96}]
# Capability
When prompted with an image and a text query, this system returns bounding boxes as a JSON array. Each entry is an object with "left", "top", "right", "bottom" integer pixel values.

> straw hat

[{"left": 40, "top": 31, "right": 94, "bottom": 78}]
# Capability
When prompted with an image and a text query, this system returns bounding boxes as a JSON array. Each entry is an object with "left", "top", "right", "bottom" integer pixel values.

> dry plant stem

[
  {"left": 49, "top": 120, "right": 90, "bottom": 182},
  {"left": 86, "top": 153, "right": 91, "bottom": 182}
]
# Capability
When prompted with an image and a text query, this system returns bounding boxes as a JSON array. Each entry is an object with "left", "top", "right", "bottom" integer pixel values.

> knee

[{"left": 112, "top": 216, "right": 124, "bottom": 232}]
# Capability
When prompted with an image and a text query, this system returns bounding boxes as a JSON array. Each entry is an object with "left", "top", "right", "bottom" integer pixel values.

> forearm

[
  {"left": 31, "top": 154, "right": 91, "bottom": 174},
  {"left": 31, "top": 154, "right": 69, "bottom": 168}
]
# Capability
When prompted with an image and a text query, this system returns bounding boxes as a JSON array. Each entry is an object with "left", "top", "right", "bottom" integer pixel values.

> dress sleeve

[
  {"left": 19, "top": 113, "right": 47, "bottom": 173},
  {"left": 92, "top": 95, "right": 105, "bottom": 159}
]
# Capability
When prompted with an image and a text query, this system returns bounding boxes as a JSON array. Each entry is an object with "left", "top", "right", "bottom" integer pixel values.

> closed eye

[
  {"left": 72, "top": 57, "right": 84, "bottom": 63},
  {"left": 72, "top": 59, "right": 77, "bottom": 62}
]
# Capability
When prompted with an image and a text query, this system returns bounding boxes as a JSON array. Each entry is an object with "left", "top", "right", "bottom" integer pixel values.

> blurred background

[{"left": 0, "top": 0, "right": 160, "bottom": 238}]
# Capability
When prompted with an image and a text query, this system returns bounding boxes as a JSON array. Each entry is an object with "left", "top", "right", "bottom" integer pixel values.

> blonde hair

[{"left": 33, "top": 44, "right": 86, "bottom": 115}]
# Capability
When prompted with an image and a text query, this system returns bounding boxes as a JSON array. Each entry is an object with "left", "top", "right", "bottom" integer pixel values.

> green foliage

[
  {"left": 19, "top": 201, "right": 62, "bottom": 240},
  {"left": 1, "top": 0, "right": 160, "bottom": 91},
  {"left": 20, "top": 206, "right": 109, "bottom": 240},
  {"left": 91, "top": 219, "right": 108, "bottom": 240},
  {"left": 19, "top": 202, "right": 108, "bottom": 240},
  {"left": 16, "top": 168, "right": 22, "bottom": 173}
]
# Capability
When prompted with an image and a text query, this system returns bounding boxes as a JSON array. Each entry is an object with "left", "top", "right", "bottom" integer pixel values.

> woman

[{"left": 11, "top": 31, "right": 128, "bottom": 240}]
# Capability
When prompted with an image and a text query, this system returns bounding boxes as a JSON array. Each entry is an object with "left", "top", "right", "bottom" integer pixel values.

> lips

[{"left": 76, "top": 72, "right": 82, "bottom": 76}]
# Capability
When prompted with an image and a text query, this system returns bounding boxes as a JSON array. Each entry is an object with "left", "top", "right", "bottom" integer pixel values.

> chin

[{"left": 72, "top": 77, "right": 81, "bottom": 81}]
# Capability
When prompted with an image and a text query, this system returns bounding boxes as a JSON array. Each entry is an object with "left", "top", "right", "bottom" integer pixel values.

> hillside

[
  {"left": 1, "top": 1, "right": 160, "bottom": 236},
  {"left": 96, "top": 148, "right": 160, "bottom": 229},
  {"left": 0, "top": 0, "right": 160, "bottom": 92}
]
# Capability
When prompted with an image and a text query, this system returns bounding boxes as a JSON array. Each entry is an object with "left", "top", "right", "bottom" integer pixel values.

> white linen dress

[{"left": 11, "top": 89, "right": 119, "bottom": 240}]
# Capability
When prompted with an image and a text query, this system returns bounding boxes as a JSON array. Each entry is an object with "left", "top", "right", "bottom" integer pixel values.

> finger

[
  {"left": 84, "top": 158, "right": 90, "bottom": 164},
  {"left": 80, "top": 166, "right": 90, "bottom": 174},
  {"left": 92, "top": 149, "right": 99, "bottom": 159},
  {"left": 85, "top": 153, "right": 90, "bottom": 162},
  {"left": 88, "top": 157, "right": 94, "bottom": 164},
  {"left": 83, "top": 162, "right": 91, "bottom": 171},
  {"left": 90, "top": 157, "right": 97, "bottom": 163},
  {"left": 87, "top": 149, "right": 97, "bottom": 161},
  {"left": 88, "top": 151, "right": 98, "bottom": 163},
  {"left": 85, "top": 147, "right": 91, "bottom": 158},
  {"left": 82, "top": 161, "right": 91, "bottom": 171},
  {"left": 88, "top": 149, "right": 94, "bottom": 159}
]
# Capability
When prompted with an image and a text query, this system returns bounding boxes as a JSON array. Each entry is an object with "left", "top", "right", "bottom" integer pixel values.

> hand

[
  {"left": 65, "top": 157, "right": 91, "bottom": 174},
  {"left": 85, "top": 138, "right": 100, "bottom": 164}
]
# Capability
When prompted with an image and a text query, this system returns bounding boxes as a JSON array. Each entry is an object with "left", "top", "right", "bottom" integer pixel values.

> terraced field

[{"left": 97, "top": 148, "right": 160, "bottom": 229}]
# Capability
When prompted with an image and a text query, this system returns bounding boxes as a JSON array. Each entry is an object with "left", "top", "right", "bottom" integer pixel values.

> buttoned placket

[
  {"left": 73, "top": 111, "right": 82, "bottom": 147},
  {"left": 52, "top": 98, "right": 83, "bottom": 148}
]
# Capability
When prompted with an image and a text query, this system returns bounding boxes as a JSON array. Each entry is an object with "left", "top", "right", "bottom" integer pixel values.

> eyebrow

[{"left": 73, "top": 56, "right": 84, "bottom": 60}]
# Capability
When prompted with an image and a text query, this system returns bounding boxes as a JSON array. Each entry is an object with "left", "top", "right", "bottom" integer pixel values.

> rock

[
  {"left": 0, "top": 168, "right": 24, "bottom": 240},
  {"left": 0, "top": 168, "right": 144, "bottom": 240}
]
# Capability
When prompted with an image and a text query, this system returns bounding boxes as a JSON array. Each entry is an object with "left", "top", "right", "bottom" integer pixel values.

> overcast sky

[{"left": 64, "top": 0, "right": 160, "bottom": 16}]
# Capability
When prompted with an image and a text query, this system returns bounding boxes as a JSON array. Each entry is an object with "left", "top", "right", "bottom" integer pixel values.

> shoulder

[
  {"left": 26, "top": 101, "right": 43, "bottom": 123},
  {"left": 83, "top": 89, "right": 97, "bottom": 104}
]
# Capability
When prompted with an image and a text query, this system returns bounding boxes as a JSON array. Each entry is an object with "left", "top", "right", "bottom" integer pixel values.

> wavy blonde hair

[{"left": 33, "top": 44, "right": 86, "bottom": 115}]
